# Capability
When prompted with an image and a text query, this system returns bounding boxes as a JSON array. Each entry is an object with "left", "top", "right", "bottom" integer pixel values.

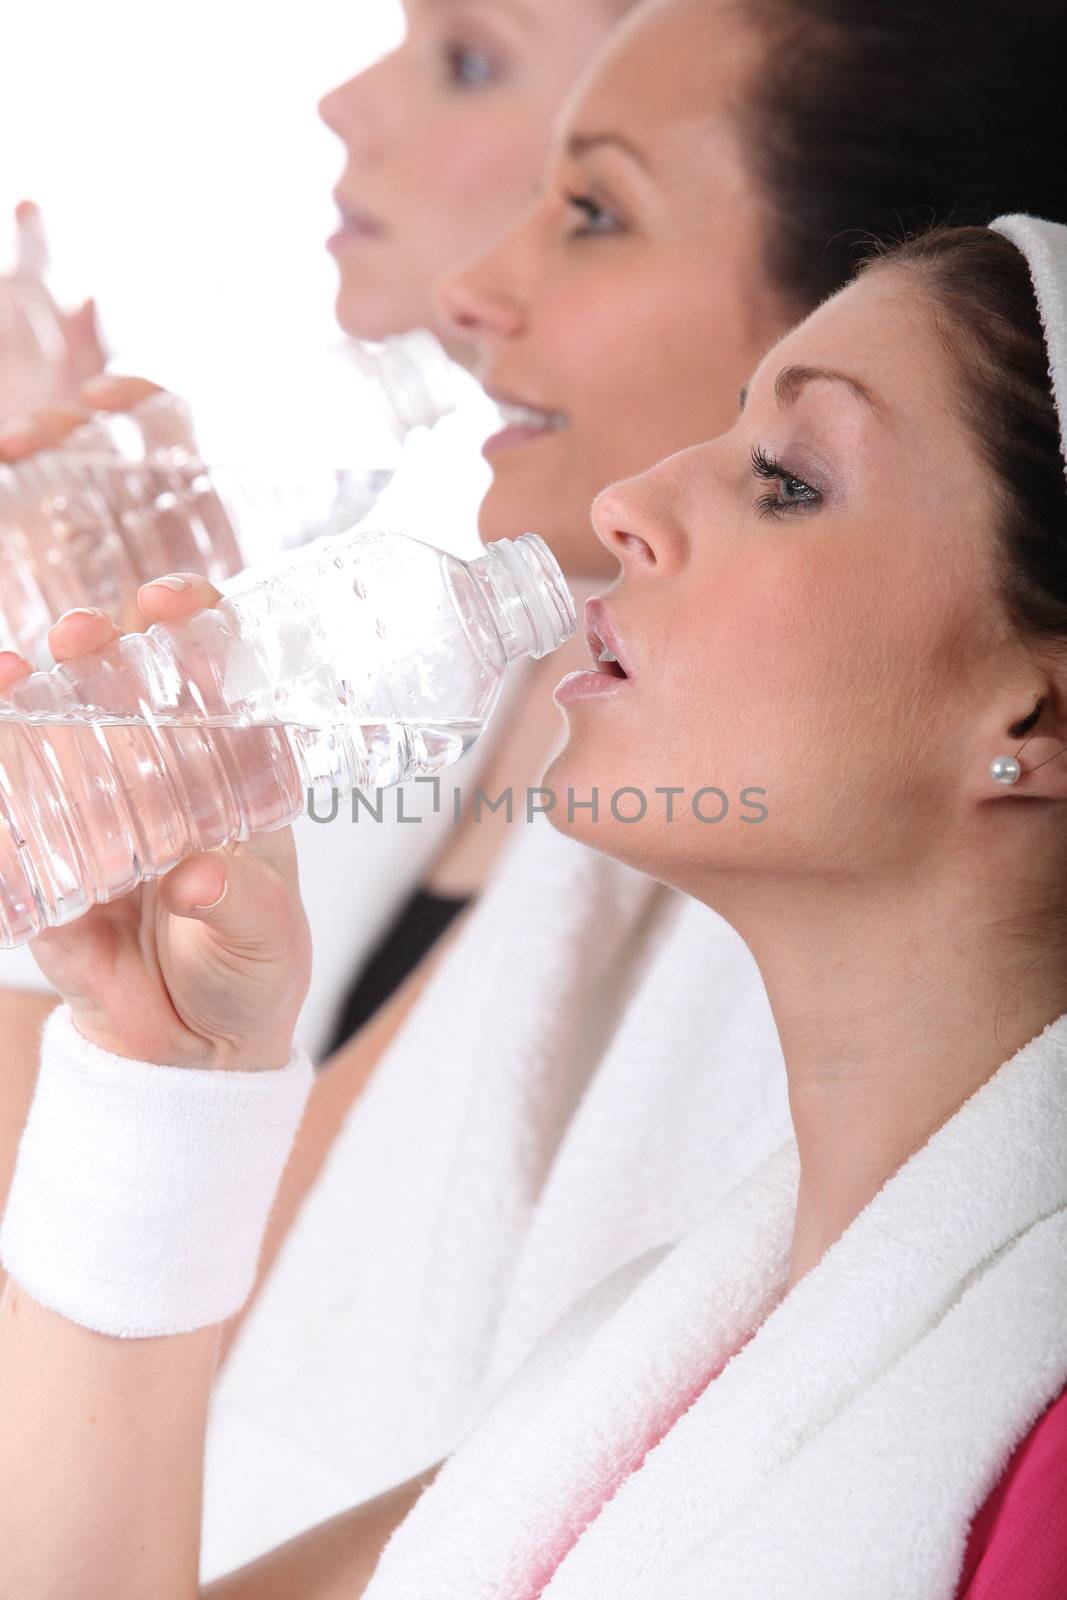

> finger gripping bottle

[{"left": 0, "top": 530, "right": 575, "bottom": 947}]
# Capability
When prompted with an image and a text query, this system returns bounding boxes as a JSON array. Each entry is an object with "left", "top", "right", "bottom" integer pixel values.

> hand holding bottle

[
  {"left": 0, "top": 370, "right": 245, "bottom": 662},
  {"left": 0, "top": 339, "right": 458, "bottom": 668},
  {"left": 0, "top": 202, "right": 106, "bottom": 425},
  {"left": 0, "top": 578, "right": 312, "bottom": 1071},
  {"left": 0, "top": 372, "right": 178, "bottom": 465}
]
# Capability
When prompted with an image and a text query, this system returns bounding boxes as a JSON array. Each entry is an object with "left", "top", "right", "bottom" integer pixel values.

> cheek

[
  {"left": 548, "top": 533, "right": 974, "bottom": 883},
  {"left": 707, "top": 544, "right": 953, "bottom": 825},
  {"left": 549, "top": 261, "right": 780, "bottom": 480},
  {"left": 408, "top": 110, "right": 549, "bottom": 257},
  {"left": 335, "top": 111, "right": 542, "bottom": 334},
  {"left": 440, "top": 112, "right": 542, "bottom": 200}
]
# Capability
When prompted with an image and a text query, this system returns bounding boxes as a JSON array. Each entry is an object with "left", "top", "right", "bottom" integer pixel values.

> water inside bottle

[{"left": 0, "top": 715, "right": 483, "bottom": 946}]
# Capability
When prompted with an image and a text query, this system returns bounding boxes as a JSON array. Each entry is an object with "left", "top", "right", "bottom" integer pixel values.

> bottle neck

[
  {"left": 469, "top": 535, "right": 578, "bottom": 662},
  {"left": 339, "top": 330, "right": 457, "bottom": 440}
]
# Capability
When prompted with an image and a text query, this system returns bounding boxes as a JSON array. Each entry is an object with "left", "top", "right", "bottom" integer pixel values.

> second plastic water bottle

[{"left": 0, "top": 332, "right": 459, "bottom": 666}]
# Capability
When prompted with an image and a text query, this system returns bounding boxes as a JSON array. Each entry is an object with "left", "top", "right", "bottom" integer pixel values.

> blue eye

[
  {"left": 444, "top": 43, "right": 499, "bottom": 87},
  {"left": 565, "top": 192, "right": 623, "bottom": 237},
  {"left": 751, "top": 445, "right": 821, "bottom": 517}
]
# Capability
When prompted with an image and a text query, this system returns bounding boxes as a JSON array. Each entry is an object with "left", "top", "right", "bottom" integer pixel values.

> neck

[{"left": 703, "top": 861, "right": 1067, "bottom": 1293}]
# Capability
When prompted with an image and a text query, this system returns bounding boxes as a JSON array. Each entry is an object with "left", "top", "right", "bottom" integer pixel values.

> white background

[
  {"left": 0, "top": 2, "right": 406, "bottom": 395},
  {"left": 0, "top": 1, "right": 493, "bottom": 561}
]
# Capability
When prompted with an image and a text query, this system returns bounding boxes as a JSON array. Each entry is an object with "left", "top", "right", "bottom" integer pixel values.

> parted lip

[
  {"left": 331, "top": 191, "right": 385, "bottom": 234},
  {"left": 483, "top": 383, "right": 568, "bottom": 424},
  {"left": 584, "top": 596, "right": 632, "bottom": 678}
]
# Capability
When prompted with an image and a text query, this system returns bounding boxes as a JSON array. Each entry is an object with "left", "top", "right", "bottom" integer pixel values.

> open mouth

[
  {"left": 494, "top": 399, "right": 567, "bottom": 433},
  {"left": 585, "top": 597, "right": 632, "bottom": 680},
  {"left": 552, "top": 600, "right": 632, "bottom": 707},
  {"left": 329, "top": 195, "right": 386, "bottom": 243},
  {"left": 482, "top": 388, "right": 569, "bottom": 457},
  {"left": 590, "top": 636, "right": 627, "bottom": 678}
]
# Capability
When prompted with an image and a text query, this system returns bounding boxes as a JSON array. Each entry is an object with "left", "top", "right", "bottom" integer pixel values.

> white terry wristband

[{"left": 0, "top": 1004, "right": 313, "bottom": 1338}]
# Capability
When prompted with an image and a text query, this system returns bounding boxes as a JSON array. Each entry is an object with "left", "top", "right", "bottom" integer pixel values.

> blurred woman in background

[{"left": 321, "top": 0, "right": 639, "bottom": 357}]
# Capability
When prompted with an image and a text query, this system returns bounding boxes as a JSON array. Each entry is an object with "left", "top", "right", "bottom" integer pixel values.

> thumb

[{"left": 161, "top": 847, "right": 300, "bottom": 960}]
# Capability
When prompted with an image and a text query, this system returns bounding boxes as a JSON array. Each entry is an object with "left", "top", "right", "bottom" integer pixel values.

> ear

[{"left": 977, "top": 680, "right": 1067, "bottom": 802}]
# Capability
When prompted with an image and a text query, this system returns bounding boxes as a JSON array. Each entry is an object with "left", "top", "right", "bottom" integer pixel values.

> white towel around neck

[
  {"left": 366, "top": 1009, "right": 1067, "bottom": 1600},
  {"left": 201, "top": 811, "right": 788, "bottom": 1578}
]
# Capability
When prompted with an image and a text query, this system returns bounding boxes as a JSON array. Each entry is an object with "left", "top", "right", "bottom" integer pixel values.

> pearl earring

[
  {"left": 990, "top": 755, "right": 1022, "bottom": 786},
  {"left": 991, "top": 698, "right": 1067, "bottom": 787}
]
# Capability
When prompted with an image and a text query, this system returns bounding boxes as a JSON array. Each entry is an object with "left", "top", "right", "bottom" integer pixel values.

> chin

[
  {"left": 541, "top": 741, "right": 622, "bottom": 850},
  {"left": 333, "top": 281, "right": 425, "bottom": 344},
  {"left": 542, "top": 736, "right": 704, "bottom": 889},
  {"left": 548, "top": 796, "right": 676, "bottom": 884}
]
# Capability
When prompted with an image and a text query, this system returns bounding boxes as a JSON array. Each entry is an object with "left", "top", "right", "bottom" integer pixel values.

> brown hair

[
  {"left": 739, "top": 0, "right": 1067, "bottom": 314},
  {"left": 865, "top": 226, "right": 1067, "bottom": 646}
]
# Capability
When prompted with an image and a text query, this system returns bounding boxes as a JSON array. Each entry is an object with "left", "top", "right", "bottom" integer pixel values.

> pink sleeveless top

[{"left": 955, "top": 1381, "right": 1067, "bottom": 1598}]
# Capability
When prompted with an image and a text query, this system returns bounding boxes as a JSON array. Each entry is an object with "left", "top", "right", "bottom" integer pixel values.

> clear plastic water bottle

[
  {"left": 0, "top": 529, "right": 575, "bottom": 947},
  {"left": 0, "top": 331, "right": 458, "bottom": 666},
  {"left": 69, "top": 331, "right": 458, "bottom": 554}
]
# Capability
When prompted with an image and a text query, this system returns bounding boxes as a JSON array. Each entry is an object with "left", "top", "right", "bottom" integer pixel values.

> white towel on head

[
  {"left": 992, "top": 213, "right": 1067, "bottom": 483},
  {"left": 200, "top": 810, "right": 788, "bottom": 1578},
  {"left": 365, "top": 1010, "right": 1067, "bottom": 1600}
]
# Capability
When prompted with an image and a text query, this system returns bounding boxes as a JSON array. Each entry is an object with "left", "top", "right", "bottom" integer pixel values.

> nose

[
  {"left": 434, "top": 216, "right": 532, "bottom": 351},
  {"left": 591, "top": 460, "right": 689, "bottom": 576},
  {"left": 318, "top": 64, "right": 387, "bottom": 161}
]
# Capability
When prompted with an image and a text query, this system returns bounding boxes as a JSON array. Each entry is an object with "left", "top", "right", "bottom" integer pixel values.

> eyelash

[
  {"left": 565, "top": 191, "right": 624, "bottom": 238},
  {"left": 443, "top": 42, "right": 500, "bottom": 89},
  {"left": 750, "top": 445, "right": 821, "bottom": 518}
]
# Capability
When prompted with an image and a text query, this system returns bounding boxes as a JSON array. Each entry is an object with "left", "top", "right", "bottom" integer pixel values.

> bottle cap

[{"left": 482, "top": 534, "right": 577, "bottom": 660}]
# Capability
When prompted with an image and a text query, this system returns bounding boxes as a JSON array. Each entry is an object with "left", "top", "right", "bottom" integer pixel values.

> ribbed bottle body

[
  {"left": 0, "top": 713, "right": 305, "bottom": 946},
  {"left": 0, "top": 528, "right": 575, "bottom": 947},
  {"left": 0, "top": 442, "right": 243, "bottom": 669}
]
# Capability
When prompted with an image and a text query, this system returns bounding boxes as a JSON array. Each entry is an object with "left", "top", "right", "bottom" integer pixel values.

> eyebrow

[
  {"left": 565, "top": 131, "right": 651, "bottom": 173},
  {"left": 423, "top": 0, "right": 535, "bottom": 29},
  {"left": 775, "top": 364, "right": 877, "bottom": 409},
  {"left": 739, "top": 364, "right": 878, "bottom": 414}
]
